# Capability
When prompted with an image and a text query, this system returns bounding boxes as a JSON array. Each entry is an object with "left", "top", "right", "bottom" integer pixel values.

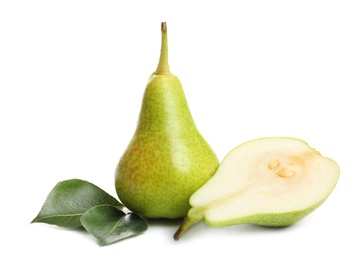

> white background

[{"left": 1, "top": 0, "right": 361, "bottom": 259}]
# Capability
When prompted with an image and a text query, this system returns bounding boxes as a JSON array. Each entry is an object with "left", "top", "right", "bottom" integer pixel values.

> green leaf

[
  {"left": 31, "top": 179, "right": 123, "bottom": 228},
  {"left": 80, "top": 205, "right": 148, "bottom": 246}
]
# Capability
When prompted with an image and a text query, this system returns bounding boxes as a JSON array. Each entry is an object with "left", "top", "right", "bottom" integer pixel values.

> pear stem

[
  {"left": 155, "top": 22, "right": 170, "bottom": 75},
  {"left": 173, "top": 211, "right": 202, "bottom": 241}
]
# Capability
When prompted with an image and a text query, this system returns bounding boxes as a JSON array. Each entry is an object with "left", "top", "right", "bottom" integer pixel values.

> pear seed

[
  {"left": 277, "top": 168, "right": 296, "bottom": 178},
  {"left": 269, "top": 160, "right": 280, "bottom": 169}
]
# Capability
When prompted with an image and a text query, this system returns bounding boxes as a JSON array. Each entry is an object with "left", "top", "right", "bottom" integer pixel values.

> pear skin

[{"left": 115, "top": 22, "right": 219, "bottom": 219}]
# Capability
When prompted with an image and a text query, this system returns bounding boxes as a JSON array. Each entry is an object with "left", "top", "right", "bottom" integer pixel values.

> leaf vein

[
  {"left": 107, "top": 215, "right": 125, "bottom": 238},
  {"left": 34, "top": 213, "right": 82, "bottom": 221}
]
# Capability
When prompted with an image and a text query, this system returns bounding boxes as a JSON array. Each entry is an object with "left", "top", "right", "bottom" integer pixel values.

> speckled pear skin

[{"left": 115, "top": 23, "right": 219, "bottom": 219}]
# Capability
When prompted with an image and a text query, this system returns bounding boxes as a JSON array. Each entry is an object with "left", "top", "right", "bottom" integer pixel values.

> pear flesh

[
  {"left": 174, "top": 137, "right": 340, "bottom": 240},
  {"left": 115, "top": 23, "right": 219, "bottom": 219}
]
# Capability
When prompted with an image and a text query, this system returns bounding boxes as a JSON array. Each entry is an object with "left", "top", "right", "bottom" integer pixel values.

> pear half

[{"left": 174, "top": 137, "right": 340, "bottom": 240}]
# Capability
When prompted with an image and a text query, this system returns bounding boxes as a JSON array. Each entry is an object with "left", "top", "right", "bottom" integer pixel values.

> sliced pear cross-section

[{"left": 174, "top": 137, "right": 340, "bottom": 240}]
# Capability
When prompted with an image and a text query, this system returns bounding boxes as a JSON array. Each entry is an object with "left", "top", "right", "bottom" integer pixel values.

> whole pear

[{"left": 115, "top": 22, "right": 219, "bottom": 219}]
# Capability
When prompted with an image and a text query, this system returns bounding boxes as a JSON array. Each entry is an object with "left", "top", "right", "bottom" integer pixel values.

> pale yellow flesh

[{"left": 190, "top": 137, "right": 340, "bottom": 225}]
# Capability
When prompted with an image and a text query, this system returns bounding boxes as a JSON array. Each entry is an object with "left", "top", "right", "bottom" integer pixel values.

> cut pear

[{"left": 174, "top": 137, "right": 340, "bottom": 240}]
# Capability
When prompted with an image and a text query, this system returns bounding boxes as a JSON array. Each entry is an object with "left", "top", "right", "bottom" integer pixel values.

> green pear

[
  {"left": 174, "top": 137, "right": 340, "bottom": 240},
  {"left": 115, "top": 22, "right": 219, "bottom": 219}
]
